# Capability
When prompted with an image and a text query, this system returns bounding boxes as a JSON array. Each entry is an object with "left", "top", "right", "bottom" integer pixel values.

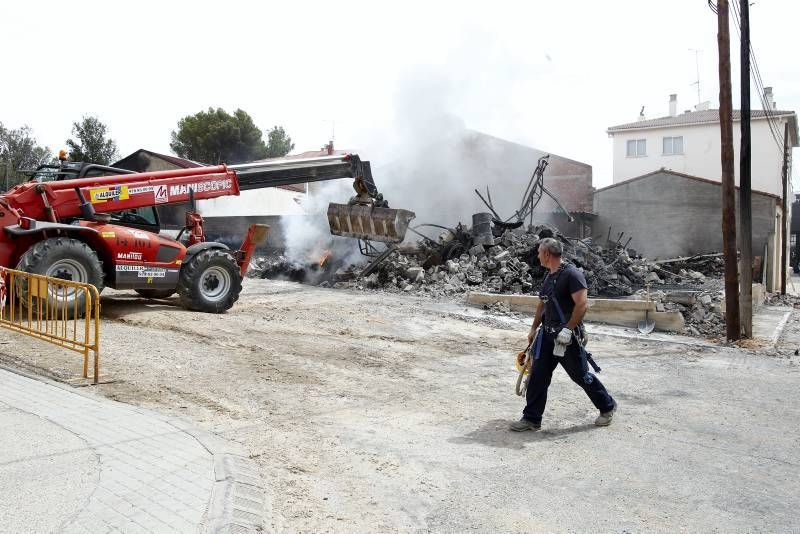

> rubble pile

[
  {"left": 651, "top": 253, "right": 726, "bottom": 278},
  {"left": 252, "top": 222, "right": 731, "bottom": 338},
  {"left": 765, "top": 292, "right": 800, "bottom": 308},
  {"left": 330, "top": 224, "right": 705, "bottom": 299},
  {"left": 252, "top": 254, "right": 341, "bottom": 287},
  {"left": 640, "top": 286, "right": 726, "bottom": 337}
]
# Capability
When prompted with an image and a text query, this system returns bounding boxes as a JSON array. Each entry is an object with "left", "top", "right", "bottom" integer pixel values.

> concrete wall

[
  {"left": 593, "top": 171, "right": 779, "bottom": 260},
  {"left": 610, "top": 118, "right": 792, "bottom": 198}
]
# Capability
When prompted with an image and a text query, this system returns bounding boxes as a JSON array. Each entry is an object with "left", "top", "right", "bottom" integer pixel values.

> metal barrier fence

[{"left": 0, "top": 267, "right": 100, "bottom": 384}]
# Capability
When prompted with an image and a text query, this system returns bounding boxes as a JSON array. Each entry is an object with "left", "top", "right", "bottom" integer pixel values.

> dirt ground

[{"left": 2, "top": 279, "right": 800, "bottom": 532}]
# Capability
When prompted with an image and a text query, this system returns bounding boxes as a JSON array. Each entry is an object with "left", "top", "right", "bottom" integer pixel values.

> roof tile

[{"left": 607, "top": 109, "right": 795, "bottom": 132}]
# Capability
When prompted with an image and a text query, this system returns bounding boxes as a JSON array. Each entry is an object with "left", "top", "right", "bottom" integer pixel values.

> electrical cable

[{"left": 730, "top": 1, "right": 786, "bottom": 156}]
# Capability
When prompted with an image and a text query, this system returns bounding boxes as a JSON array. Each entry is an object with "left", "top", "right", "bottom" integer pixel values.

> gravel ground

[{"left": 2, "top": 279, "right": 799, "bottom": 532}]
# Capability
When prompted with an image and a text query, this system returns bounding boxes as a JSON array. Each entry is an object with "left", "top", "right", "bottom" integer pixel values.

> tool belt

[{"left": 544, "top": 296, "right": 601, "bottom": 377}]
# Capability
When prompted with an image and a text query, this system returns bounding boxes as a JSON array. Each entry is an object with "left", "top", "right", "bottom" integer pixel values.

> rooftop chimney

[
  {"left": 669, "top": 94, "right": 677, "bottom": 117},
  {"left": 637, "top": 106, "right": 646, "bottom": 121},
  {"left": 764, "top": 86, "right": 775, "bottom": 109}
]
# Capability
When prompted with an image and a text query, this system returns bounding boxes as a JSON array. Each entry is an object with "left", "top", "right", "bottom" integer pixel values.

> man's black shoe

[{"left": 509, "top": 418, "right": 541, "bottom": 432}]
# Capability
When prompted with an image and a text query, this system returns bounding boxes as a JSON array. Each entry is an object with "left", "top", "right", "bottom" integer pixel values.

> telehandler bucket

[{"left": 327, "top": 203, "right": 416, "bottom": 244}]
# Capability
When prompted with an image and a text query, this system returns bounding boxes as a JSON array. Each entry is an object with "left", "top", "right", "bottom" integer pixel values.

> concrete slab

[
  {"left": 468, "top": 292, "right": 685, "bottom": 332},
  {"left": 753, "top": 305, "right": 793, "bottom": 347}
]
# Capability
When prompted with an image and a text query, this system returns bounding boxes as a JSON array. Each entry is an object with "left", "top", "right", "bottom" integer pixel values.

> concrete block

[
  {"left": 665, "top": 290, "right": 698, "bottom": 306},
  {"left": 469, "top": 244, "right": 485, "bottom": 257},
  {"left": 405, "top": 267, "right": 424, "bottom": 282}
]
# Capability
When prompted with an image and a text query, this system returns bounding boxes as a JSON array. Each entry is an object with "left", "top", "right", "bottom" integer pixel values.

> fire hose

[
  {"left": 514, "top": 328, "right": 542, "bottom": 396},
  {"left": 514, "top": 353, "right": 531, "bottom": 397}
]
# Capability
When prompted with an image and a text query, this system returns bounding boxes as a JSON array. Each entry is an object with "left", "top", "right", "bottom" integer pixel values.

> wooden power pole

[
  {"left": 739, "top": 0, "right": 753, "bottom": 337},
  {"left": 718, "top": 0, "right": 741, "bottom": 340},
  {"left": 782, "top": 121, "right": 790, "bottom": 295}
]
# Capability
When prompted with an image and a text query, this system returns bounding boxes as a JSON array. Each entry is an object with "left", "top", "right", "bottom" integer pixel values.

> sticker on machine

[
  {"left": 115, "top": 265, "right": 171, "bottom": 278},
  {"left": 89, "top": 185, "right": 129, "bottom": 203},
  {"left": 128, "top": 186, "right": 153, "bottom": 195},
  {"left": 117, "top": 252, "right": 143, "bottom": 261},
  {"left": 137, "top": 268, "right": 168, "bottom": 278},
  {"left": 154, "top": 184, "right": 168, "bottom": 204}
]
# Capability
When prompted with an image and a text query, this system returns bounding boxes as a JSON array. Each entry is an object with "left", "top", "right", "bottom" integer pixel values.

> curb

[
  {"left": 169, "top": 420, "right": 270, "bottom": 533},
  {"left": 769, "top": 309, "right": 793, "bottom": 349}
]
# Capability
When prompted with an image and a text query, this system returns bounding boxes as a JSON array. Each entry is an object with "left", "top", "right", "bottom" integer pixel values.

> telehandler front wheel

[
  {"left": 16, "top": 238, "right": 104, "bottom": 319},
  {"left": 177, "top": 249, "right": 241, "bottom": 313}
]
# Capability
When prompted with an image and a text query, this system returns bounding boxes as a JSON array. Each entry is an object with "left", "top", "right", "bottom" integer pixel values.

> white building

[
  {"left": 607, "top": 90, "right": 797, "bottom": 198},
  {"left": 603, "top": 90, "right": 798, "bottom": 291}
]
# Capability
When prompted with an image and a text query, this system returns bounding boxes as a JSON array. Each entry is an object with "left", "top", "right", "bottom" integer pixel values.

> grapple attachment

[{"left": 327, "top": 203, "right": 416, "bottom": 244}]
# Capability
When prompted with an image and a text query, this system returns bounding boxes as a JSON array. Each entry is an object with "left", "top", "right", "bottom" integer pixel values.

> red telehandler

[{"left": 0, "top": 154, "right": 414, "bottom": 315}]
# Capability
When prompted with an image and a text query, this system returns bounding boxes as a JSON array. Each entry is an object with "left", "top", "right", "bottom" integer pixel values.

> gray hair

[{"left": 538, "top": 237, "right": 563, "bottom": 257}]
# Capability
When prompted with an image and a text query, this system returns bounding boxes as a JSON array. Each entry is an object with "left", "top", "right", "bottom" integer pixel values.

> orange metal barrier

[{"left": 0, "top": 267, "right": 100, "bottom": 384}]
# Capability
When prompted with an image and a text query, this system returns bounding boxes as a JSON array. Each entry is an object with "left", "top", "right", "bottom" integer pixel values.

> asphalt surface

[{"left": 0, "top": 278, "right": 799, "bottom": 532}]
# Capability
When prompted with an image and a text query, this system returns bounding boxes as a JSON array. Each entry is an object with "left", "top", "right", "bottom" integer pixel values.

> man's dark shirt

[{"left": 538, "top": 262, "right": 588, "bottom": 328}]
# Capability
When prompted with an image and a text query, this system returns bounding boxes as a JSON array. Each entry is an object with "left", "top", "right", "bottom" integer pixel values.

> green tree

[
  {"left": 66, "top": 116, "right": 119, "bottom": 165},
  {"left": 0, "top": 123, "right": 52, "bottom": 190},
  {"left": 170, "top": 108, "right": 271, "bottom": 164},
  {"left": 264, "top": 125, "right": 294, "bottom": 158}
]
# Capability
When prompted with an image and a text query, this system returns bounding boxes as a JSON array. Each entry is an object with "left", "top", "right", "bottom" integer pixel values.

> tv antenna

[
  {"left": 323, "top": 119, "right": 336, "bottom": 143},
  {"left": 689, "top": 48, "right": 702, "bottom": 106}
]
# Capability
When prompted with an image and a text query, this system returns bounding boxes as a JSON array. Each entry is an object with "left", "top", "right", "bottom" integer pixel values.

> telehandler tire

[
  {"left": 177, "top": 249, "right": 241, "bottom": 313},
  {"left": 16, "top": 238, "right": 104, "bottom": 319},
  {"left": 134, "top": 288, "right": 176, "bottom": 299}
]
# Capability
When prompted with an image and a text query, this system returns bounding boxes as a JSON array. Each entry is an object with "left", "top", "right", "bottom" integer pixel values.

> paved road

[{"left": 0, "top": 367, "right": 265, "bottom": 533}]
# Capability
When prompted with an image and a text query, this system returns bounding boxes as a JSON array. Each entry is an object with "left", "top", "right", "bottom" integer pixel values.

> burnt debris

[{"left": 254, "top": 220, "right": 714, "bottom": 298}]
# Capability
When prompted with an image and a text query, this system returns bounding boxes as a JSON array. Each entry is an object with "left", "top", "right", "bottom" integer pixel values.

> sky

[{"left": 2, "top": 0, "right": 798, "bottom": 189}]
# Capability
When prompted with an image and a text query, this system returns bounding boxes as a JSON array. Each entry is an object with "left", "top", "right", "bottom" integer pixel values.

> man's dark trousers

[{"left": 523, "top": 331, "right": 615, "bottom": 424}]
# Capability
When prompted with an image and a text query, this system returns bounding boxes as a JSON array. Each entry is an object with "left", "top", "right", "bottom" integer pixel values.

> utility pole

[
  {"left": 739, "top": 0, "right": 753, "bottom": 337},
  {"left": 782, "top": 121, "right": 790, "bottom": 295},
  {"left": 718, "top": 0, "right": 741, "bottom": 340},
  {"left": 2, "top": 160, "right": 8, "bottom": 193}
]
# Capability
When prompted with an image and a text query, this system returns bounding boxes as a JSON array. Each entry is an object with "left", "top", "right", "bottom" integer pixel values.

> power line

[
  {"left": 730, "top": 0, "right": 786, "bottom": 156},
  {"left": 730, "top": 1, "right": 783, "bottom": 152}
]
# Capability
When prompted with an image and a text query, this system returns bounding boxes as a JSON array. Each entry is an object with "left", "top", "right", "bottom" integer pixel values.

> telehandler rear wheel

[
  {"left": 16, "top": 238, "right": 104, "bottom": 319},
  {"left": 177, "top": 249, "right": 241, "bottom": 313},
  {"left": 134, "top": 288, "right": 176, "bottom": 299}
]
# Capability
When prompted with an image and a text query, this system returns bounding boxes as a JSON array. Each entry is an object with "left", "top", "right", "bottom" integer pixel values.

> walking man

[{"left": 510, "top": 237, "right": 616, "bottom": 431}]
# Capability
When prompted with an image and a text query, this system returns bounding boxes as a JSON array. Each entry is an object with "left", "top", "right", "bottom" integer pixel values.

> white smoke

[
  {"left": 281, "top": 179, "right": 365, "bottom": 267},
  {"left": 346, "top": 22, "right": 569, "bottom": 232},
  {"left": 280, "top": 31, "right": 574, "bottom": 259}
]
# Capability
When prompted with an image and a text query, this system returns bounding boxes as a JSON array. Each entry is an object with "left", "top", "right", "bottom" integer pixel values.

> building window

[
  {"left": 626, "top": 139, "right": 646, "bottom": 157},
  {"left": 663, "top": 136, "right": 684, "bottom": 155}
]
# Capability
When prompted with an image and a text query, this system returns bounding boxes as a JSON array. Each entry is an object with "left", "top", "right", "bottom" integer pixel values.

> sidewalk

[{"left": 0, "top": 367, "right": 266, "bottom": 533}]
